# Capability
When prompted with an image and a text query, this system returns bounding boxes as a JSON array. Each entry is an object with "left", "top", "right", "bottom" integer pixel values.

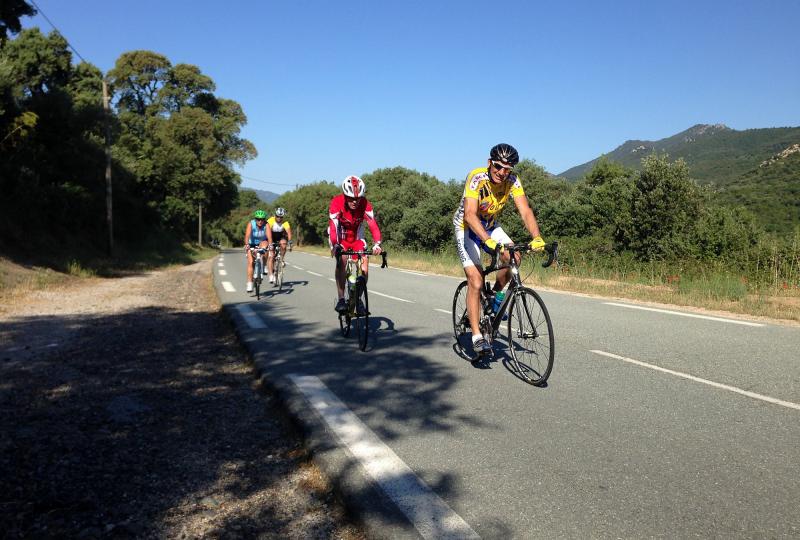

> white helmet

[
  {"left": 275, "top": 207, "right": 286, "bottom": 217},
  {"left": 341, "top": 175, "right": 366, "bottom": 198}
]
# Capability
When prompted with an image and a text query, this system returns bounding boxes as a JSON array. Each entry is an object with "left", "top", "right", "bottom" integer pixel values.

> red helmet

[{"left": 341, "top": 175, "right": 366, "bottom": 198}]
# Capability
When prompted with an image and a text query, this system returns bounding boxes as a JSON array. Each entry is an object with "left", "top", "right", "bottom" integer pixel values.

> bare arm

[{"left": 463, "top": 198, "right": 491, "bottom": 242}]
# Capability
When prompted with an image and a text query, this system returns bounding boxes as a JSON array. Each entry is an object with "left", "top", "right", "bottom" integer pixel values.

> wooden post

[{"left": 198, "top": 203, "right": 203, "bottom": 246}]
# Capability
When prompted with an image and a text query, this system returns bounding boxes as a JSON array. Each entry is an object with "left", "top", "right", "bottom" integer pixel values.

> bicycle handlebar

[
  {"left": 486, "top": 241, "right": 558, "bottom": 273},
  {"left": 335, "top": 248, "right": 389, "bottom": 268}
]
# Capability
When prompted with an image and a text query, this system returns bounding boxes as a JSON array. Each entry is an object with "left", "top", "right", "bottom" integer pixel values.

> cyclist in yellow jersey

[
  {"left": 453, "top": 143, "right": 546, "bottom": 355},
  {"left": 266, "top": 207, "right": 292, "bottom": 284}
]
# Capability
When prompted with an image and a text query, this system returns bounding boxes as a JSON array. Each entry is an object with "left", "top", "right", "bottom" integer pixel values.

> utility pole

[
  {"left": 102, "top": 79, "right": 113, "bottom": 257},
  {"left": 198, "top": 203, "right": 203, "bottom": 246}
]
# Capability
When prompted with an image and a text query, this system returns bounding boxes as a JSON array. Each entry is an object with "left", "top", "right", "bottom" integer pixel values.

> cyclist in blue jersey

[{"left": 243, "top": 209, "right": 272, "bottom": 292}]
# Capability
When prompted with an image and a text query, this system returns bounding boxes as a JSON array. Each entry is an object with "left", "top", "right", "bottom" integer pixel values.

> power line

[
  {"left": 28, "top": 0, "right": 87, "bottom": 64},
  {"left": 239, "top": 174, "right": 302, "bottom": 187}
]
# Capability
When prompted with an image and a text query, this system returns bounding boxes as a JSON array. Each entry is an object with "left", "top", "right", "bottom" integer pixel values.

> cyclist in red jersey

[{"left": 329, "top": 175, "right": 383, "bottom": 313}]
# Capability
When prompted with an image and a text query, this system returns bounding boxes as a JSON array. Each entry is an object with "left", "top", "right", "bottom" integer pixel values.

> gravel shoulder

[{"left": 0, "top": 258, "right": 365, "bottom": 539}]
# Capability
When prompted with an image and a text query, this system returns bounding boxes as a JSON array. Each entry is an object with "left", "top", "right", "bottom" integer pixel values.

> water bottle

[
  {"left": 492, "top": 290, "right": 506, "bottom": 313},
  {"left": 347, "top": 273, "right": 357, "bottom": 295}
]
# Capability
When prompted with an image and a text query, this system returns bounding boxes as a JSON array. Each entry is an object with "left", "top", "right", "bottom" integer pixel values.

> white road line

[
  {"left": 399, "top": 270, "right": 428, "bottom": 276},
  {"left": 591, "top": 350, "right": 800, "bottom": 411},
  {"left": 288, "top": 375, "right": 479, "bottom": 540},
  {"left": 235, "top": 304, "right": 268, "bottom": 329},
  {"left": 604, "top": 302, "right": 765, "bottom": 327},
  {"left": 434, "top": 309, "right": 452, "bottom": 314},
  {"left": 218, "top": 269, "right": 227, "bottom": 276},
  {"left": 217, "top": 262, "right": 224, "bottom": 267},
  {"left": 221, "top": 281, "right": 235, "bottom": 292},
  {"left": 371, "top": 290, "right": 414, "bottom": 303},
  {"left": 293, "top": 265, "right": 305, "bottom": 270},
  {"left": 307, "top": 270, "right": 323, "bottom": 277},
  {"left": 328, "top": 278, "right": 336, "bottom": 282}
]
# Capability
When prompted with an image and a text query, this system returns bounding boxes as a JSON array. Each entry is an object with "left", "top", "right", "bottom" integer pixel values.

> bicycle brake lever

[
  {"left": 542, "top": 241, "right": 559, "bottom": 268},
  {"left": 380, "top": 252, "right": 388, "bottom": 268}
]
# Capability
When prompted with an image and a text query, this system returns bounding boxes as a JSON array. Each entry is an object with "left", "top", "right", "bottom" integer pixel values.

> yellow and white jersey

[
  {"left": 267, "top": 216, "right": 291, "bottom": 233},
  {"left": 452, "top": 167, "right": 525, "bottom": 231}
]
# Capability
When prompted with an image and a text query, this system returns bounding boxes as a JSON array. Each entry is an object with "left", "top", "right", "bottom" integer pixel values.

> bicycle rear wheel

[
  {"left": 451, "top": 280, "right": 470, "bottom": 353},
  {"left": 254, "top": 259, "right": 262, "bottom": 300},
  {"left": 354, "top": 276, "right": 369, "bottom": 351},
  {"left": 507, "top": 287, "right": 554, "bottom": 386}
]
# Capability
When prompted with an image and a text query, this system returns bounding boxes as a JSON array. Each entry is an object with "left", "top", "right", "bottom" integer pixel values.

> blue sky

[{"left": 22, "top": 0, "right": 800, "bottom": 193}]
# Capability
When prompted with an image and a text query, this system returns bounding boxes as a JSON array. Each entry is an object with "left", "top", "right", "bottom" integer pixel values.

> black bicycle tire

[
  {"left": 254, "top": 258, "right": 261, "bottom": 300},
  {"left": 452, "top": 280, "right": 469, "bottom": 344},
  {"left": 506, "top": 287, "right": 555, "bottom": 386},
  {"left": 355, "top": 276, "right": 369, "bottom": 351},
  {"left": 276, "top": 254, "right": 283, "bottom": 290}
]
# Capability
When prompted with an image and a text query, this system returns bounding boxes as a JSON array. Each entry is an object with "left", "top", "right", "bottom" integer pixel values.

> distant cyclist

[
  {"left": 328, "top": 175, "right": 383, "bottom": 313},
  {"left": 244, "top": 209, "right": 270, "bottom": 293},
  {"left": 453, "top": 143, "right": 545, "bottom": 355},
  {"left": 266, "top": 207, "right": 292, "bottom": 284}
]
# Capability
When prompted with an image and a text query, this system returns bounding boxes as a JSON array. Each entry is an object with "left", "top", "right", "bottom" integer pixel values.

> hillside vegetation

[{"left": 559, "top": 124, "right": 800, "bottom": 235}]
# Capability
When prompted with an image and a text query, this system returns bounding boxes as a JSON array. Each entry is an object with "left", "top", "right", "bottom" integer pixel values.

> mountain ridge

[{"left": 559, "top": 124, "right": 800, "bottom": 186}]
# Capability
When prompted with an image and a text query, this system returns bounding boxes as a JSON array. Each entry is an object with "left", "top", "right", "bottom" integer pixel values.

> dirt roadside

[{"left": 0, "top": 258, "right": 365, "bottom": 539}]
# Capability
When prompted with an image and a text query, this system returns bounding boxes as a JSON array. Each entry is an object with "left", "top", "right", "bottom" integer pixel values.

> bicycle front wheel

[
  {"left": 507, "top": 287, "right": 554, "bottom": 386},
  {"left": 451, "top": 280, "right": 471, "bottom": 352},
  {"left": 276, "top": 255, "right": 284, "bottom": 290},
  {"left": 355, "top": 276, "right": 369, "bottom": 351}
]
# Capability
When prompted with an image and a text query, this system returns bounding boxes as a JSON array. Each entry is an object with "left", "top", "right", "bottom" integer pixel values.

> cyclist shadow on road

[{"left": 253, "top": 280, "right": 309, "bottom": 299}]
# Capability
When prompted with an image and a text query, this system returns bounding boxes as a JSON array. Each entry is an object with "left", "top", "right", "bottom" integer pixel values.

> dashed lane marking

[
  {"left": 288, "top": 375, "right": 480, "bottom": 540},
  {"left": 218, "top": 269, "right": 227, "bottom": 276},
  {"left": 221, "top": 281, "right": 235, "bottom": 292},
  {"left": 434, "top": 309, "right": 452, "bottom": 314},
  {"left": 307, "top": 271, "right": 323, "bottom": 277},
  {"left": 591, "top": 350, "right": 800, "bottom": 411}
]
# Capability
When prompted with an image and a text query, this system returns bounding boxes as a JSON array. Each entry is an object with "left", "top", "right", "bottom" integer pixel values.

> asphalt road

[{"left": 214, "top": 248, "right": 800, "bottom": 539}]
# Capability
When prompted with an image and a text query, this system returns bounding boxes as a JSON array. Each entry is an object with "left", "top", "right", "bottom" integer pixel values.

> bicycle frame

[
  {"left": 481, "top": 242, "right": 558, "bottom": 339},
  {"left": 337, "top": 249, "right": 388, "bottom": 313}
]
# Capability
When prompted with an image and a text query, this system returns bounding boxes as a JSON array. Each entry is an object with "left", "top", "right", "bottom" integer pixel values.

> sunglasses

[
  {"left": 345, "top": 196, "right": 360, "bottom": 203},
  {"left": 256, "top": 218, "right": 266, "bottom": 221},
  {"left": 491, "top": 161, "right": 514, "bottom": 172}
]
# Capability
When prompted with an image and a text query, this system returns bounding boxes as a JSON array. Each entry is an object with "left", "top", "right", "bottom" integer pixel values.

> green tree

[
  {"left": 0, "top": 28, "right": 109, "bottom": 247},
  {"left": 629, "top": 154, "right": 701, "bottom": 260},
  {"left": 0, "top": 0, "right": 35, "bottom": 44},
  {"left": 274, "top": 182, "right": 339, "bottom": 245},
  {"left": 108, "top": 50, "right": 256, "bottom": 237}
]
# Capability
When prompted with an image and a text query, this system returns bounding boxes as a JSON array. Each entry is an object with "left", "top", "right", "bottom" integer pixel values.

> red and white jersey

[{"left": 328, "top": 194, "right": 382, "bottom": 246}]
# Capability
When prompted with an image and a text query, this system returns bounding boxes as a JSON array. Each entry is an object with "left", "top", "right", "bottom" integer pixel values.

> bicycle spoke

[{"left": 507, "top": 288, "right": 554, "bottom": 386}]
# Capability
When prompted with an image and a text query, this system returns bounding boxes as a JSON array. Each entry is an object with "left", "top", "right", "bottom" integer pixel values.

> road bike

[
  {"left": 269, "top": 242, "right": 290, "bottom": 291},
  {"left": 336, "top": 248, "right": 388, "bottom": 351},
  {"left": 452, "top": 242, "right": 558, "bottom": 386},
  {"left": 249, "top": 246, "right": 267, "bottom": 300}
]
